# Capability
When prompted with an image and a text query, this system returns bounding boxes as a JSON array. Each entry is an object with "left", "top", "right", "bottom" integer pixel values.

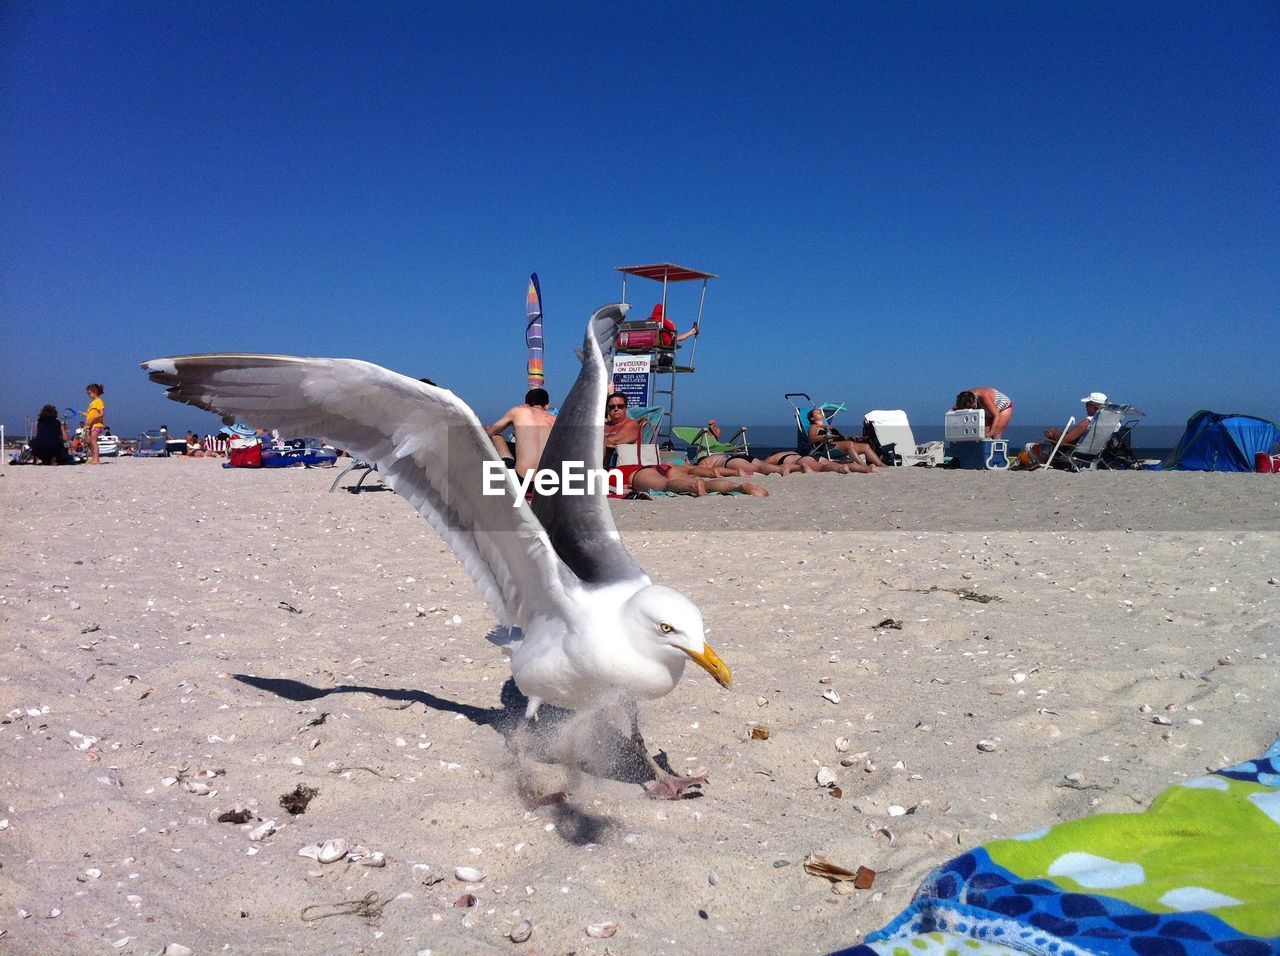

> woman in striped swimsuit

[{"left": 954, "top": 387, "right": 1014, "bottom": 438}]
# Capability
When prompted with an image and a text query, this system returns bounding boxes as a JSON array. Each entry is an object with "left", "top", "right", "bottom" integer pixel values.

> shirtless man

[
  {"left": 806, "top": 408, "right": 884, "bottom": 471},
  {"left": 1019, "top": 391, "right": 1107, "bottom": 468},
  {"left": 486, "top": 388, "right": 556, "bottom": 477},
  {"left": 603, "top": 392, "right": 643, "bottom": 465}
]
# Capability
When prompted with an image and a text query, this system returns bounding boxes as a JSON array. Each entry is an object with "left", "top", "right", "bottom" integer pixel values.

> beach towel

[{"left": 837, "top": 735, "right": 1280, "bottom": 956}]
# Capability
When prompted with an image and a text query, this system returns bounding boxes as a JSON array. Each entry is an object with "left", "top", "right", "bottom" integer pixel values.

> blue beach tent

[{"left": 1159, "top": 411, "right": 1280, "bottom": 471}]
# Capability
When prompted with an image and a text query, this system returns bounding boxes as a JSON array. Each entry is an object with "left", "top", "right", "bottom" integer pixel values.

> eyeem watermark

[{"left": 482, "top": 460, "right": 623, "bottom": 505}]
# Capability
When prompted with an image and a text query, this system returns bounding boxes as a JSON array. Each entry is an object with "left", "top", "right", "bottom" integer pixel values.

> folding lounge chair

[
  {"left": 671, "top": 423, "right": 750, "bottom": 462},
  {"left": 1097, "top": 419, "right": 1146, "bottom": 470},
  {"left": 863, "top": 409, "right": 943, "bottom": 467},
  {"left": 785, "top": 393, "right": 848, "bottom": 459},
  {"left": 628, "top": 406, "right": 666, "bottom": 445},
  {"left": 329, "top": 459, "right": 382, "bottom": 492},
  {"left": 1044, "top": 404, "right": 1142, "bottom": 471}
]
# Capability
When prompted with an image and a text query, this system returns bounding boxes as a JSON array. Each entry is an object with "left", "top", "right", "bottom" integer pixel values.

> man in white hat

[{"left": 1018, "top": 391, "right": 1109, "bottom": 468}]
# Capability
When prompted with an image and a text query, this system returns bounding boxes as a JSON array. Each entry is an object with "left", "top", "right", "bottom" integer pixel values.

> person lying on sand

[
  {"left": 629, "top": 462, "right": 769, "bottom": 497},
  {"left": 695, "top": 420, "right": 799, "bottom": 475},
  {"left": 761, "top": 450, "right": 859, "bottom": 474}
]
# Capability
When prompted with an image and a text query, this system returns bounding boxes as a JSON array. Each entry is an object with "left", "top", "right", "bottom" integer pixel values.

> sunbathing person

[
  {"left": 805, "top": 408, "right": 883, "bottom": 470},
  {"left": 1017, "top": 391, "right": 1107, "bottom": 468},
  {"left": 697, "top": 420, "right": 799, "bottom": 475},
  {"left": 953, "top": 387, "right": 1013, "bottom": 438},
  {"left": 762, "top": 450, "right": 857, "bottom": 474},
  {"left": 603, "top": 392, "right": 643, "bottom": 465},
  {"left": 629, "top": 462, "right": 769, "bottom": 498}
]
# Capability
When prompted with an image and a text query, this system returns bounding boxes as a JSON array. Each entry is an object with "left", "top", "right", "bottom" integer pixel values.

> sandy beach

[{"left": 2, "top": 457, "right": 1276, "bottom": 954}]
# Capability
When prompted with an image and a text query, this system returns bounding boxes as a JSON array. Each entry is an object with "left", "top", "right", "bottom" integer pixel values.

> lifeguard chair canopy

[
  {"left": 615, "top": 263, "right": 719, "bottom": 282},
  {"left": 611, "top": 262, "right": 717, "bottom": 447}
]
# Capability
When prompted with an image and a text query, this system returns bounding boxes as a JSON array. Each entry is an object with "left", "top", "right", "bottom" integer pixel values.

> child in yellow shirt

[{"left": 84, "top": 383, "right": 105, "bottom": 464}]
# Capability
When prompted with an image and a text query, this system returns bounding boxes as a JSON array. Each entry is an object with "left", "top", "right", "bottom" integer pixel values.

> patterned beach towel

[{"left": 838, "top": 736, "right": 1280, "bottom": 956}]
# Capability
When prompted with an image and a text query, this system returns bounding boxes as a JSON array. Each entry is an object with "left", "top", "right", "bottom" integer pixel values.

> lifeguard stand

[{"left": 613, "top": 262, "right": 717, "bottom": 445}]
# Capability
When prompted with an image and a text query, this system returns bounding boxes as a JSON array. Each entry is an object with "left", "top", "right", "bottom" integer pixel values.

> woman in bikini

[
  {"left": 629, "top": 461, "right": 769, "bottom": 497},
  {"left": 762, "top": 451, "right": 857, "bottom": 474},
  {"left": 953, "top": 387, "right": 1013, "bottom": 438},
  {"left": 805, "top": 409, "right": 883, "bottom": 471},
  {"left": 696, "top": 419, "right": 800, "bottom": 475}
]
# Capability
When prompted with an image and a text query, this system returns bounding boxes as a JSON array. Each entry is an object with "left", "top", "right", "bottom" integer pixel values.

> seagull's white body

[{"left": 142, "top": 306, "right": 730, "bottom": 778}]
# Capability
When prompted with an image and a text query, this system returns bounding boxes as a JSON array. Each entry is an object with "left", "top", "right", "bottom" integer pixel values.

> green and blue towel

[{"left": 838, "top": 735, "right": 1280, "bottom": 956}]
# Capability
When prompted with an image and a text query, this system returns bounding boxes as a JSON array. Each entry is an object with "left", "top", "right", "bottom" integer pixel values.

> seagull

[{"left": 141, "top": 304, "right": 731, "bottom": 800}]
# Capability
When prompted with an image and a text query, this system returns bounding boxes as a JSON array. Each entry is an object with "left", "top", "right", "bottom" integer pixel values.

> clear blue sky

[{"left": 2, "top": 1, "right": 1276, "bottom": 440}]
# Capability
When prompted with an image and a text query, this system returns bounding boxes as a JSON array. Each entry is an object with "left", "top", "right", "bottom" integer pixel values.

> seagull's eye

[{"left": 659, "top": 622, "right": 674, "bottom": 634}]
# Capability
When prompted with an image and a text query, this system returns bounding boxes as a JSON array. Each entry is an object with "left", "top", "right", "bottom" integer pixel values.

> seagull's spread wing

[
  {"left": 532, "top": 304, "right": 647, "bottom": 587},
  {"left": 141, "top": 354, "right": 572, "bottom": 626}
]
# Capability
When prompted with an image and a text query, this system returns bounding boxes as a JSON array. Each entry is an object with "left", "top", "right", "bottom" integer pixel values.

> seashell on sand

[
  {"left": 586, "top": 922, "right": 618, "bottom": 939},
  {"left": 803, "top": 853, "right": 876, "bottom": 890},
  {"left": 454, "top": 866, "right": 485, "bottom": 883},
  {"left": 815, "top": 767, "right": 837, "bottom": 788},
  {"left": 248, "top": 819, "right": 277, "bottom": 842},
  {"left": 508, "top": 918, "right": 533, "bottom": 943},
  {"left": 318, "top": 838, "right": 349, "bottom": 863},
  {"left": 835, "top": 736, "right": 851, "bottom": 752}
]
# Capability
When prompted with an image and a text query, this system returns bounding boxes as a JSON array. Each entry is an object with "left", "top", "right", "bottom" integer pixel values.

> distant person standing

[
  {"left": 30, "top": 405, "right": 73, "bottom": 465},
  {"left": 953, "top": 387, "right": 1014, "bottom": 438},
  {"left": 84, "top": 383, "right": 106, "bottom": 464},
  {"left": 485, "top": 387, "right": 557, "bottom": 478}
]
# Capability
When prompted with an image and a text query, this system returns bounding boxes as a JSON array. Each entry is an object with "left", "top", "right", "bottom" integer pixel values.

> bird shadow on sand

[{"left": 232, "top": 673, "right": 690, "bottom": 843}]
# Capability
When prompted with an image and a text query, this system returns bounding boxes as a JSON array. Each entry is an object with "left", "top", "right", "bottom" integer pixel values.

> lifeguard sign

[{"left": 611, "top": 262, "right": 717, "bottom": 444}]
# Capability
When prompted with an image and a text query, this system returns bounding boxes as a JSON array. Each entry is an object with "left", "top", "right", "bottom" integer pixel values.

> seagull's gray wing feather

[
  {"left": 532, "top": 304, "right": 647, "bottom": 586},
  {"left": 141, "top": 354, "right": 573, "bottom": 626}
]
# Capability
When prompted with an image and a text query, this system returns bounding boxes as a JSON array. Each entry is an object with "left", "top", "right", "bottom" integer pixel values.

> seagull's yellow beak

[{"left": 683, "top": 642, "right": 732, "bottom": 689}]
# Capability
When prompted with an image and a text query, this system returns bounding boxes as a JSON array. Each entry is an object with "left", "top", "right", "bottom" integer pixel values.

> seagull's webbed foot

[
  {"left": 627, "top": 701, "right": 708, "bottom": 800},
  {"left": 644, "top": 770, "right": 709, "bottom": 800},
  {"left": 513, "top": 710, "right": 569, "bottom": 808}
]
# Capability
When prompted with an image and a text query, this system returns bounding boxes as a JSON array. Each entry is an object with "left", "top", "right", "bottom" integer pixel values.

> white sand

[{"left": 2, "top": 458, "right": 1276, "bottom": 954}]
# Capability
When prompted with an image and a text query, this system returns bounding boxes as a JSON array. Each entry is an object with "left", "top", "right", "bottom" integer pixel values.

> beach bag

[
  {"left": 227, "top": 441, "right": 262, "bottom": 468},
  {"left": 612, "top": 438, "right": 660, "bottom": 489},
  {"left": 1256, "top": 452, "right": 1280, "bottom": 473}
]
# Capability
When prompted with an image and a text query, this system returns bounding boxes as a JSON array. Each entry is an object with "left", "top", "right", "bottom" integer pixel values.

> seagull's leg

[
  {"left": 513, "top": 699, "right": 567, "bottom": 808},
  {"left": 625, "top": 699, "right": 709, "bottom": 800}
]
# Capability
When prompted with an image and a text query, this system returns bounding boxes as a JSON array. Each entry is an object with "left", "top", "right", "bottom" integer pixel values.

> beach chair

[
  {"left": 863, "top": 409, "right": 944, "bottom": 467},
  {"left": 1050, "top": 403, "right": 1144, "bottom": 471},
  {"left": 628, "top": 406, "right": 665, "bottom": 445},
  {"left": 329, "top": 458, "right": 382, "bottom": 492},
  {"left": 132, "top": 429, "right": 167, "bottom": 457},
  {"left": 785, "top": 393, "right": 848, "bottom": 459},
  {"left": 1044, "top": 404, "right": 1146, "bottom": 470},
  {"left": 1097, "top": 419, "right": 1146, "bottom": 470},
  {"left": 671, "top": 423, "right": 749, "bottom": 461}
]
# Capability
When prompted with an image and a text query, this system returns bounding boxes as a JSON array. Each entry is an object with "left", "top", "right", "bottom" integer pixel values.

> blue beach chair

[{"left": 785, "top": 393, "right": 848, "bottom": 459}]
